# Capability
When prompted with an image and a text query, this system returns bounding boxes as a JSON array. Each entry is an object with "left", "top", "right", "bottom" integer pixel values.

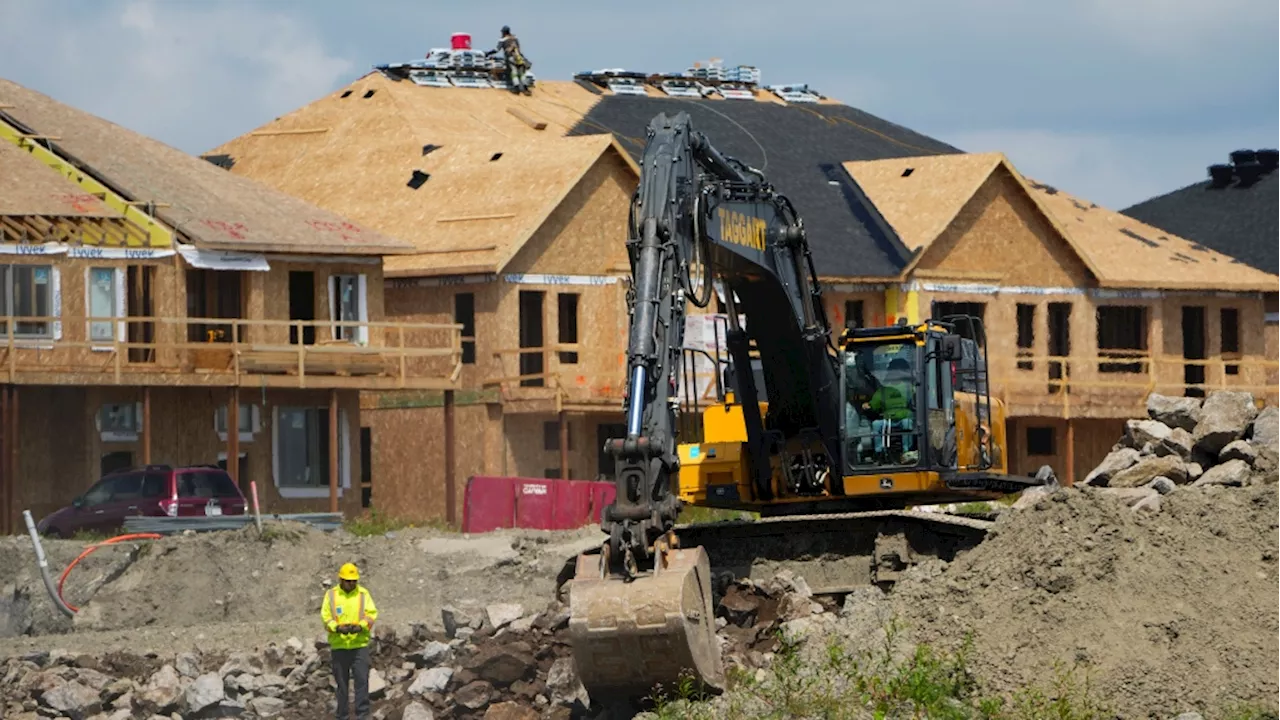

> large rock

[
  {"left": 1252, "top": 446, "right": 1279, "bottom": 484},
  {"left": 248, "top": 696, "right": 286, "bottom": 718},
  {"left": 138, "top": 665, "right": 183, "bottom": 712},
  {"left": 1146, "top": 477, "right": 1177, "bottom": 495},
  {"left": 1192, "top": 459, "right": 1251, "bottom": 487},
  {"left": 409, "top": 667, "right": 453, "bottom": 695},
  {"left": 442, "top": 606, "right": 481, "bottom": 639},
  {"left": 1123, "top": 419, "right": 1173, "bottom": 449},
  {"left": 1098, "top": 487, "right": 1159, "bottom": 507},
  {"left": 1154, "top": 428, "right": 1194, "bottom": 461},
  {"left": 1219, "top": 440, "right": 1258, "bottom": 466},
  {"left": 41, "top": 680, "right": 101, "bottom": 717},
  {"left": 403, "top": 702, "right": 436, "bottom": 720},
  {"left": 368, "top": 668, "right": 387, "bottom": 699},
  {"left": 545, "top": 657, "right": 589, "bottom": 708},
  {"left": 411, "top": 641, "right": 452, "bottom": 667},
  {"left": 1083, "top": 447, "right": 1141, "bottom": 486},
  {"left": 174, "top": 653, "right": 201, "bottom": 679},
  {"left": 1146, "top": 393, "right": 1202, "bottom": 432},
  {"left": 484, "top": 604, "right": 524, "bottom": 630},
  {"left": 185, "top": 673, "right": 225, "bottom": 714},
  {"left": 1249, "top": 406, "right": 1278, "bottom": 451},
  {"left": 484, "top": 702, "right": 540, "bottom": 720},
  {"left": 467, "top": 643, "right": 534, "bottom": 686},
  {"left": 455, "top": 680, "right": 495, "bottom": 710},
  {"left": 1108, "top": 455, "right": 1187, "bottom": 488},
  {"left": 1193, "top": 391, "right": 1259, "bottom": 456}
]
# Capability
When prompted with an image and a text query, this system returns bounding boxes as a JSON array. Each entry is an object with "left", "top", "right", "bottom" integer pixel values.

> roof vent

[
  {"left": 1256, "top": 148, "right": 1279, "bottom": 173},
  {"left": 1235, "top": 160, "right": 1264, "bottom": 187},
  {"left": 1229, "top": 149, "right": 1256, "bottom": 166},
  {"left": 1207, "top": 164, "right": 1234, "bottom": 188}
]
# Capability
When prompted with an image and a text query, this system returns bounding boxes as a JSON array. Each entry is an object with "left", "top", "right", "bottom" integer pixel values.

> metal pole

[
  {"left": 23, "top": 510, "right": 74, "bottom": 617},
  {"left": 444, "top": 389, "right": 456, "bottom": 526}
]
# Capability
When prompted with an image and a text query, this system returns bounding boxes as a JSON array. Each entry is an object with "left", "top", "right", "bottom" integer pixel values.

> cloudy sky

[{"left": 2, "top": 0, "right": 1276, "bottom": 210}]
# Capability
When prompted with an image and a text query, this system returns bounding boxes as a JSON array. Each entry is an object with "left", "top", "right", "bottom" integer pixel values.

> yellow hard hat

[{"left": 338, "top": 563, "right": 359, "bottom": 581}]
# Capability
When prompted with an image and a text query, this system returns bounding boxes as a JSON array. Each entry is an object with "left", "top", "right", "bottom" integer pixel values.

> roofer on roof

[{"left": 488, "top": 25, "right": 531, "bottom": 95}]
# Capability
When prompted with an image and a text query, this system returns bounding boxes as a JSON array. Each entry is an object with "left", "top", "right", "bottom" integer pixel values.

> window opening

[
  {"left": 557, "top": 293, "right": 579, "bottom": 364},
  {"left": 454, "top": 292, "right": 476, "bottom": 364}
]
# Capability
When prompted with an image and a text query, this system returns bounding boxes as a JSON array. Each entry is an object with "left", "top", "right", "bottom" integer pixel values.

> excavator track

[{"left": 564, "top": 509, "right": 995, "bottom": 702}]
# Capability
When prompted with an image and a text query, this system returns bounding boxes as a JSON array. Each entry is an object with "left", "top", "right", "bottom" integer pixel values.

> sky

[{"left": 1, "top": 0, "right": 1276, "bottom": 211}]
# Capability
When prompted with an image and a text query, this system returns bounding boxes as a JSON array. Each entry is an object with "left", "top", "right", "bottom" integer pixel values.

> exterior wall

[
  {"left": 1006, "top": 416, "right": 1123, "bottom": 485},
  {"left": 12, "top": 385, "right": 366, "bottom": 530}
]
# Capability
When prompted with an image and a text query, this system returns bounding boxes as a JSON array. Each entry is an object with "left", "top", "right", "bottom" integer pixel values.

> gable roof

[
  {"left": 1121, "top": 164, "right": 1278, "bottom": 275},
  {"left": 0, "top": 140, "right": 119, "bottom": 218},
  {"left": 565, "top": 95, "right": 962, "bottom": 279},
  {"left": 0, "top": 77, "right": 413, "bottom": 255},
  {"left": 843, "top": 152, "right": 1279, "bottom": 292},
  {"left": 205, "top": 72, "right": 637, "bottom": 278}
]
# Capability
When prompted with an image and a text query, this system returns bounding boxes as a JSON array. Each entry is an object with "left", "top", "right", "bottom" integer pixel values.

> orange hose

[{"left": 57, "top": 533, "right": 162, "bottom": 612}]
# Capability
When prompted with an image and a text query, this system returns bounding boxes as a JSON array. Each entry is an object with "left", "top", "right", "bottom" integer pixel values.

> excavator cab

[{"left": 839, "top": 314, "right": 998, "bottom": 480}]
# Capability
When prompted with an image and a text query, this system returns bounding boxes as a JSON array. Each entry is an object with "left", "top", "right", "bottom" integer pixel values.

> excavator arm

[{"left": 569, "top": 111, "right": 843, "bottom": 701}]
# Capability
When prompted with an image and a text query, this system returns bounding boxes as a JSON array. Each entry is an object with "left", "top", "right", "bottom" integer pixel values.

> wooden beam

[
  {"left": 1064, "top": 419, "right": 1075, "bottom": 487},
  {"left": 0, "top": 386, "right": 8, "bottom": 535},
  {"left": 444, "top": 389, "right": 456, "bottom": 527},
  {"left": 228, "top": 389, "right": 240, "bottom": 489},
  {"left": 506, "top": 107, "right": 547, "bottom": 131},
  {"left": 142, "top": 387, "right": 152, "bottom": 465},
  {"left": 436, "top": 214, "right": 516, "bottom": 224},
  {"left": 329, "top": 389, "right": 339, "bottom": 514},
  {"left": 8, "top": 387, "right": 17, "bottom": 535}
]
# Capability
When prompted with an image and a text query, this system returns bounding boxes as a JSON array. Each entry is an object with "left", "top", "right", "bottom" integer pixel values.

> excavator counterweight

[{"left": 562, "top": 112, "right": 1051, "bottom": 704}]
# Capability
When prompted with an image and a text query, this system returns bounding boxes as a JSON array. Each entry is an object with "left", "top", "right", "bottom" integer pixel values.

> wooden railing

[
  {"left": 483, "top": 343, "right": 627, "bottom": 408},
  {"left": 0, "top": 314, "right": 463, "bottom": 389}
]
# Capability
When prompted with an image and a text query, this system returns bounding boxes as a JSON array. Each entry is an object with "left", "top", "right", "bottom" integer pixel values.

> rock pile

[
  {"left": 1079, "top": 390, "right": 1277, "bottom": 511},
  {"left": 0, "top": 599, "right": 592, "bottom": 720}
]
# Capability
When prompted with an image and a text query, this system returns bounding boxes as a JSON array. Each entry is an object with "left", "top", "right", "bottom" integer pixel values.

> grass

[
  {"left": 342, "top": 508, "right": 454, "bottom": 537},
  {"left": 679, "top": 505, "right": 760, "bottom": 525},
  {"left": 648, "top": 621, "right": 1117, "bottom": 720}
]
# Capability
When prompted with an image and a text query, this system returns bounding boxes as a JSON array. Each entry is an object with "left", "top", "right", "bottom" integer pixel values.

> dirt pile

[
  {"left": 878, "top": 394, "right": 1280, "bottom": 718},
  {"left": 0, "top": 522, "right": 601, "bottom": 656}
]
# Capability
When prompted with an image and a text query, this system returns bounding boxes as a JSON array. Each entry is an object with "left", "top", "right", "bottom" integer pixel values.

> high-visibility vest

[{"left": 321, "top": 586, "right": 377, "bottom": 650}]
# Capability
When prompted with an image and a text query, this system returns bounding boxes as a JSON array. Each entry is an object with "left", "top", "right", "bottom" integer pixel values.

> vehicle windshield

[{"left": 842, "top": 341, "right": 920, "bottom": 470}]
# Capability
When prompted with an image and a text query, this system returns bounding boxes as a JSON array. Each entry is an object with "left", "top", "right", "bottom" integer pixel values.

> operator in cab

[{"left": 862, "top": 357, "right": 916, "bottom": 460}]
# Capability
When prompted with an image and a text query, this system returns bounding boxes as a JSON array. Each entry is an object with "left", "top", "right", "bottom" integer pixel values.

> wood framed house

[{"left": 0, "top": 78, "right": 461, "bottom": 532}]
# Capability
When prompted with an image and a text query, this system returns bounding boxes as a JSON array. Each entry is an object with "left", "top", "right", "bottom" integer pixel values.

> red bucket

[{"left": 451, "top": 33, "right": 472, "bottom": 50}]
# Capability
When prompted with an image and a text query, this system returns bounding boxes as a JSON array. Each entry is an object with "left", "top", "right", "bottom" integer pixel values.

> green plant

[
  {"left": 679, "top": 505, "right": 759, "bottom": 525},
  {"left": 343, "top": 508, "right": 410, "bottom": 537}
]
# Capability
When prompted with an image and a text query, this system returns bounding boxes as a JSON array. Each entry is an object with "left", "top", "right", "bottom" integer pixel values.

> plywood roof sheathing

[
  {"left": 845, "top": 151, "right": 1279, "bottom": 292},
  {"left": 0, "top": 140, "right": 121, "bottom": 218},
  {"left": 0, "top": 77, "right": 413, "bottom": 255}
]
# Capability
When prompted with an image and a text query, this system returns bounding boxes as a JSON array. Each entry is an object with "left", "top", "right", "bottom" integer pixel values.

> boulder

[
  {"left": 1123, "top": 419, "right": 1173, "bottom": 449},
  {"left": 1252, "top": 446, "right": 1279, "bottom": 485},
  {"left": 409, "top": 667, "right": 453, "bottom": 696},
  {"left": 454, "top": 680, "right": 495, "bottom": 710},
  {"left": 1098, "top": 487, "right": 1159, "bottom": 507},
  {"left": 1153, "top": 428, "right": 1194, "bottom": 461},
  {"left": 442, "top": 606, "right": 481, "bottom": 639},
  {"left": 1131, "top": 494, "right": 1163, "bottom": 514},
  {"left": 466, "top": 643, "right": 534, "bottom": 686},
  {"left": 545, "top": 657, "right": 589, "bottom": 708},
  {"left": 174, "top": 653, "right": 200, "bottom": 680},
  {"left": 1108, "top": 455, "right": 1187, "bottom": 488},
  {"left": 484, "top": 701, "right": 540, "bottom": 720},
  {"left": 1082, "top": 448, "right": 1140, "bottom": 486},
  {"left": 1219, "top": 440, "right": 1258, "bottom": 466},
  {"left": 411, "top": 641, "right": 452, "bottom": 667},
  {"left": 1146, "top": 393, "right": 1202, "bottom": 432},
  {"left": 185, "top": 673, "right": 225, "bottom": 714},
  {"left": 484, "top": 604, "right": 524, "bottom": 630},
  {"left": 368, "top": 668, "right": 387, "bottom": 699},
  {"left": 1248, "top": 406, "right": 1278, "bottom": 451},
  {"left": 41, "top": 680, "right": 101, "bottom": 717},
  {"left": 1146, "top": 477, "right": 1177, "bottom": 495},
  {"left": 1193, "top": 391, "right": 1259, "bottom": 456},
  {"left": 138, "top": 665, "right": 183, "bottom": 713},
  {"left": 248, "top": 696, "right": 286, "bottom": 718},
  {"left": 402, "top": 702, "right": 436, "bottom": 720},
  {"left": 1184, "top": 462, "right": 1204, "bottom": 483},
  {"left": 1192, "top": 459, "right": 1251, "bottom": 487}
]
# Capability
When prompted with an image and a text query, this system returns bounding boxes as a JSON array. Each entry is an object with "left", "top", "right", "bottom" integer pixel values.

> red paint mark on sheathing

[
  {"left": 307, "top": 219, "right": 364, "bottom": 242},
  {"left": 52, "top": 193, "right": 99, "bottom": 213},
  {"left": 201, "top": 220, "right": 248, "bottom": 240}
]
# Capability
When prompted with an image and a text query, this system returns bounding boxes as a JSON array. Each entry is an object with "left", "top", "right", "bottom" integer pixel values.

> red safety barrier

[
  {"left": 462, "top": 476, "right": 617, "bottom": 533},
  {"left": 461, "top": 476, "right": 516, "bottom": 533}
]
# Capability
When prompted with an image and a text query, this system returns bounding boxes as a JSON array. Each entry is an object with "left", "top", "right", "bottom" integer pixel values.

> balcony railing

[
  {"left": 0, "top": 314, "right": 463, "bottom": 389},
  {"left": 483, "top": 344, "right": 627, "bottom": 409}
]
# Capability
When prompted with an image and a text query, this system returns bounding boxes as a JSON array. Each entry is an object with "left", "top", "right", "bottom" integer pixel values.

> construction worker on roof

[
  {"left": 490, "top": 25, "right": 531, "bottom": 95},
  {"left": 321, "top": 563, "right": 379, "bottom": 720}
]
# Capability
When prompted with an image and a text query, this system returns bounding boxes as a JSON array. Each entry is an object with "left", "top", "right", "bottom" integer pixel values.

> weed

[
  {"left": 344, "top": 508, "right": 411, "bottom": 537},
  {"left": 679, "top": 505, "right": 759, "bottom": 525},
  {"left": 69, "top": 529, "right": 111, "bottom": 543}
]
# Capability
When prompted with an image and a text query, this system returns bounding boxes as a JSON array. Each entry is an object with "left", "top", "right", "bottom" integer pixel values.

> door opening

[{"left": 289, "top": 271, "right": 316, "bottom": 345}]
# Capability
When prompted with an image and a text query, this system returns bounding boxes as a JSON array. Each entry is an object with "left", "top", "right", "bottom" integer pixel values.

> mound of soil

[{"left": 889, "top": 483, "right": 1279, "bottom": 717}]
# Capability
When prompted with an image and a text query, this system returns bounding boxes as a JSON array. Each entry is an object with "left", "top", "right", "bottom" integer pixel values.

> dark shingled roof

[
  {"left": 565, "top": 96, "right": 962, "bottom": 279},
  {"left": 1121, "top": 167, "right": 1279, "bottom": 276}
]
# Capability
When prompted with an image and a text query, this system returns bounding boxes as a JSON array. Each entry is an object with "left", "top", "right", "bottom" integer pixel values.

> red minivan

[{"left": 37, "top": 464, "right": 247, "bottom": 537}]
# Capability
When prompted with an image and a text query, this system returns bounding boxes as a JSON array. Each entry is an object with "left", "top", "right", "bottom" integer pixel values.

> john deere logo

[{"left": 879, "top": 477, "right": 894, "bottom": 490}]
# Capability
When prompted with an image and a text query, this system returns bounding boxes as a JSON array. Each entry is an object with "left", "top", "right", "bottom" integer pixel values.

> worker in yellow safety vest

[{"left": 321, "top": 562, "right": 379, "bottom": 720}]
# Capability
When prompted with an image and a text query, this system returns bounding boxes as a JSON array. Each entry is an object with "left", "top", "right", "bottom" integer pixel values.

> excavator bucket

[{"left": 567, "top": 545, "right": 725, "bottom": 702}]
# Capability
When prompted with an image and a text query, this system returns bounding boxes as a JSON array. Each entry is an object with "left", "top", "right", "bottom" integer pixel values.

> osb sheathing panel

[
  {"left": 914, "top": 168, "right": 1095, "bottom": 288},
  {"left": 0, "top": 79, "right": 410, "bottom": 255},
  {"left": 0, "top": 142, "right": 121, "bottom": 217},
  {"left": 1005, "top": 417, "right": 1122, "bottom": 484},
  {"left": 502, "top": 151, "right": 633, "bottom": 276},
  {"left": 502, "top": 412, "right": 608, "bottom": 481},
  {"left": 823, "top": 291, "right": 888, "bottom": 333},
  {"left": 383, "top": 281, "right": 498, "bottom": 388},
  {"left": 1022, "top": 176, "right": 1280, "bottom": 292},
  {"left": 843, "top": 154, "right": 1001, "bottom": 252},
  {"left": 0, "top": 256, "right": 176, "bottom": 373},
  {"left": 10, "top": 386, "right": 365, "bottom": 526},
  {"left": 366, "top": 403, "right": 488, "bottom": 523},
  {"left": 257, "top": 261, "right": 386, "bottom": 347},
  {"left": 1157, "top": 295, "right": 1273, "bottom": 396}
]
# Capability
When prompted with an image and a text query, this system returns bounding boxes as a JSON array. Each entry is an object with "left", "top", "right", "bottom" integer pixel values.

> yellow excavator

[{"left": 562, "top": 112, "right": 1052, "bottom": 702}]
